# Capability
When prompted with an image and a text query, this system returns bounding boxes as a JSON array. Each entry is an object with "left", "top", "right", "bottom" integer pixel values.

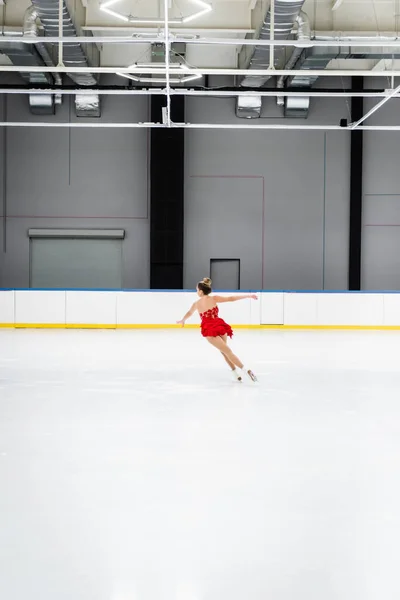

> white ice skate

[
  {"left": 242, "top": 368, "right": 257, "bottom": 382},
  {"left": 232, "top": 369, "right": 242, "bottom": 382}
]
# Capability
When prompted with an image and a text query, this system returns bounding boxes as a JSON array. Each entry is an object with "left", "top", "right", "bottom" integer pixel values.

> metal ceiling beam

[
  {"left": 2, "top": 36, "right": 400, "bottom": 48},
  {"left": 0, "top": 65, "right": 399, "bottom": 77},
  {"left": 0, "top": 88, "right": 396, "bottom": 98},
  {"left": 81, "top": 27, "right": 257, "bottom": 33},
  {"left": 350, "top": 83, "right": 400, "bottom": 128},
  {"left": 0, "top": 121, "right": 399, "bottom": 131}
]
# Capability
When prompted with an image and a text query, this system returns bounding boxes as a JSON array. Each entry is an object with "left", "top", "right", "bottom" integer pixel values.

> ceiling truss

[{"left": 0, "top": 0, "right": 398, "bottom": 130}]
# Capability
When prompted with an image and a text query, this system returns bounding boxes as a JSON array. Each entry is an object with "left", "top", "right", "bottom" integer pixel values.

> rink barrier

[{"left": 2, "top": 289, "right": 400, "bottom": 329}]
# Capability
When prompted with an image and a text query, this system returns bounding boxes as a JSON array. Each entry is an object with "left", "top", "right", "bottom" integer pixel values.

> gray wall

[
  {"left": 362, "top": 77, "right": 400, "bottom": 290},
  {"left": 2, "top": 75, "right": 399, "bottom": 291},
  {"left": 0, "top": 92, "right": 149, "bottom": 289},
  {"left": 184, "top": 82, "right": 350, "bottom": 290}
]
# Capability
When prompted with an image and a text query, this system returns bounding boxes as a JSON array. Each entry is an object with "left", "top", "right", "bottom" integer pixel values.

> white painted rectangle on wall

[
  {"left": 260, "top": 292, "right": 284, "bottom": 325},
  {"left": 66, "top": 291, "right": 117, "bottom": 326},
  {"left": 0, "top": 291, "right": 15, "bottom": 324},
  {"left": 316, "top": 293, "right": 384, "bottom": 326},
  {"left": 15, "top": 290, "right": 66, "bottom": 325}
]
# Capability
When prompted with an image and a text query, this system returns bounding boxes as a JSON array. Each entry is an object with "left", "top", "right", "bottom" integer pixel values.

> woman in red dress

[{"left": 177, "top": 277, "right": 258, "bottom": 382}]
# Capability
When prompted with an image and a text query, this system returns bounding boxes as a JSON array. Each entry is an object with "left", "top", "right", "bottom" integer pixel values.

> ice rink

[{"left": 1, "top": 328, "right": 400, "bottom": 600}]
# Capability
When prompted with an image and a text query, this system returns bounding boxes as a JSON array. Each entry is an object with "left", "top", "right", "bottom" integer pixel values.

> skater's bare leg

[
  {"left": 207, "top": 335, "right": 257, "bottom": 382},
  {"left": 220, "top": 335, "right": 236, "bottom": 370},
  {"left": 221, "top": 351, "right": 236, "bottom": 370},
  {"left": 207, "top": 336, "right": 244, "bottom": 369}
]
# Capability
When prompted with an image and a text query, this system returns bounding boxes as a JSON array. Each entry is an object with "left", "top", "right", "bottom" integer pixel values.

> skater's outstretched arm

[
  {"left": 214, "top": 294, "right": 258, "bottom": 303},
  {"left": 177, "top": 302, "right": 197, "bottom": 327}
]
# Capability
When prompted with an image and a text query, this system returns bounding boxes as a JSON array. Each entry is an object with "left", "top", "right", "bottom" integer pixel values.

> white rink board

[
  {"left": 0, "top": 291, "right": 15, "bottom": 324},
  {"left": 260, "top": 292, "right": 284, "bottom": 325},
  {"left": 66, "top": 291, "right": 117, "bottom": 326},
  {"left": 316, "top": 294, "right": 384, "bottom": 326},
  {"left": 283, "top": 293, "right": 318, "bottom": 326},
  {"left": 383, "top": 294, "right": 400, "bottom": 326},
  {"left": 15, "top": 291, "right": 66, "bottom": 325},
  {"left": 117, "top": 292, "right": 199, "bottom": 325},
  {"left": 2, "top": 289, "right": 400, "bottom": 327}
]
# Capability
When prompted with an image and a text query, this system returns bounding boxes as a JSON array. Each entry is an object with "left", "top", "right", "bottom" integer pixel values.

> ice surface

[{"left": 1, "top": 329, "right": 400, "bottom": 600}]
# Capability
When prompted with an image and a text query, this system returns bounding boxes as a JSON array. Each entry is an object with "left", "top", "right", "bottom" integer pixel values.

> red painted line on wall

[
  {"left": 190, "top": 174, "right": 266, "bottom": 288},
  {"left": 0, "top": 133, "right": 151, "bottom": 224},
  {"left": 191, "top": 175, "right": 264, "bottom": 179}
]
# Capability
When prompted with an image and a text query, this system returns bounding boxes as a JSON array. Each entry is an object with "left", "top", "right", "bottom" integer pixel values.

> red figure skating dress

[{"left": 200, "top": 306, "right": 233, "bottom": 338}]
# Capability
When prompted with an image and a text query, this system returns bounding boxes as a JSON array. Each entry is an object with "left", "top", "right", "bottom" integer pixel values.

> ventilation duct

[
  {"left": 30, "top": 0, "right": 100, "bottom": 116},
  {"left": 29, "top": 93, "right": 55, "bottom": 115},
  {"left": 275, "top": 10, "right": 313, "bottom": 117},
  {"left": 31, "top": 0, "right": 97, "bottom": 86},
  {"left": 240, "top": 0, "right": 307, "bottom": 88},
  {"left": 277, "top": 11, "right": 310, "bottom": 102},
  {"left": 0, "top": 31, "right": 56, "bottom": 115},
  {"left": 281, "top": 32, "right": 400, "bottom": 117},
  {"left": 75, "top": 93, "right": 101, "bottom": 118},
  {"left": 23, "top": 6, "right": 61, "bottom": 87},
  {"left": 0, "top": 35, "right": 52, "bottom": 86},
  {"left": 236, "top": 95, "right": 262, "bottom": 118},
  {"left": 24, "top": 6, "right": 62, "bottom": 114}
]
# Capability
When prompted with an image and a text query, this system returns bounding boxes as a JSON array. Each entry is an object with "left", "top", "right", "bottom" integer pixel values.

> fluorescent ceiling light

[
  {"left": 117, "top": 63, "right": 202, "bottom": 84},
  {"left": 100, "top": 0, "right": 212, "bottom": 25},
  {"left": 128, "top": 18, "right": 182, "bottom": 24},
  {"left": 181, "top": 1, "right": 212, "bottom": 23},
  {"left": 100, "top": 2, "right": 129, "bottom": 22},
  {"left": 332, "top": 0, "right": 345, "bottom": 10}
]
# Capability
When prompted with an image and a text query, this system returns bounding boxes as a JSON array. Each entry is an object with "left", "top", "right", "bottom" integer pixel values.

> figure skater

[{"left": 177, "top": 277, "right": 258, "bottom": 382}]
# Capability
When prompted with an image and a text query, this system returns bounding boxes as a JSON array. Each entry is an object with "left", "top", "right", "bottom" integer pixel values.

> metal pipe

[
  {"left": 269, "top": 0, "right": 275, "bottom": 70},
  {"left": 58, "top": 0, "right": 63, "bottom": 66},
  {"left": 0, "top": 87, "right": 396, "bottom": 98},
  {"left": 0, "top": 65, "right": 398, "bottom": 77},
  {"left": 350, "top": 83, "right": 400, "bottom": 128},
  {"left": 0, "top": 121, "right": 398, "bottom": 130},
  {"left": 82, "top": 26, "right": 256, "bottom": 34},
  {"left": 1, "top": 36, "right": 400, "bottom": 48}
]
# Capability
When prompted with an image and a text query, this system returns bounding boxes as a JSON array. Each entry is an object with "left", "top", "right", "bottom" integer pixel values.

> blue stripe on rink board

[
  {"left": 0, "top": 288, "right": 400, "bottom": 294},
  {"left": 2, "top": 288, "right": 400, "bottom": 294}
]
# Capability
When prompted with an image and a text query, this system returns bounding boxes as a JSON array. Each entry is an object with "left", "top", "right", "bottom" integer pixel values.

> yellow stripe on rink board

[
  {"left": 2, "top": 323, "right": 400, "bottom": 330},
  {"left": 11, "top": 323, "right": 117, "bottom": 329}
]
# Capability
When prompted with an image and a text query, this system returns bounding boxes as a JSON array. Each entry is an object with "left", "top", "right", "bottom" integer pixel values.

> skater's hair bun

[{"left": 197, "top": 277, "right": 212, "bottom": 295}]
